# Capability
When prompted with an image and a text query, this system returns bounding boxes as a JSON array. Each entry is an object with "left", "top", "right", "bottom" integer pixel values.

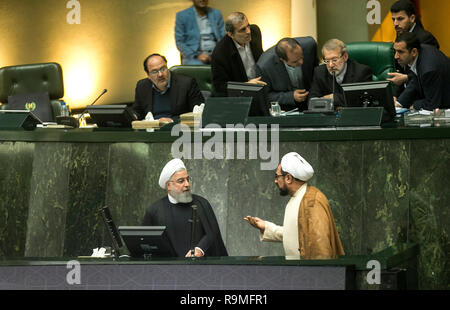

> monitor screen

[
  {"left": 86, "top": 104, "right": 137, "bottom": 128},
  {"left": 227, "top": 82, "right": 270, "bottom": 117},
  {"left": 341, "top": 81, "right": 396, "bottom": 122},
  {"left": 118, "top": 226, "right": 177, "bottom": 258},
  {"left": 100, "top": 206, "right": 123, "bottom": 256}
]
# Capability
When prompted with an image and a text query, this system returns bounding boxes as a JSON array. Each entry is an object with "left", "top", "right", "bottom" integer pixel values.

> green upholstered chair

[
  {"left": 0, "top": 62, "right": 65, "bottom": 121},
  {"left": 170, "top": 65, "right": 214, "bottom": 98},
  {"left": 346, "top": 42, "right": 396, "bottom": 81}
]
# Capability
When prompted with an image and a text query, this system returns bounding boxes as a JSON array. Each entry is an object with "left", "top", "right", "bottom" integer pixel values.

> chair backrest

[
  {"left": 0, "top": 62, "right": 65, "bottom": 119},
  {"left": 346, "top": 42, "right": 395, "bottom": 81},
  {"left": 170, "top": 65, "right": 213, "bottom": 97}
]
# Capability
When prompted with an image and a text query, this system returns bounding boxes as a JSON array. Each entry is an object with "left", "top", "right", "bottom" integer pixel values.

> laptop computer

[
  {"left": 201, "top": 97, "right": 252, "bottom": 128},
  {"left": 7, "top": 92, "right": 54, "bottom": 122}
]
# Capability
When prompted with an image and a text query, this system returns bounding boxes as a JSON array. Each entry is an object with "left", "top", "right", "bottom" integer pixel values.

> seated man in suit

[
  {"left": 387, "top": 0, "right": 440, "bottom": 94},
  {"left": 395, "top": 32, "right": 450, "bottom": 111},
  {"left": 256, "top": 37, "right": 319, "bottom": 112},
  {"left": 211, "top": 12, "right": 266, "bottom": 96},
  {"left": 175, "top": 0, "right": 225, "bottom": 65},
  {"left": 132, "top": 53, "right": 204, "bottom": 121},
  {"left": 309, "top": 39, "right": 373, "bottom": 108}
]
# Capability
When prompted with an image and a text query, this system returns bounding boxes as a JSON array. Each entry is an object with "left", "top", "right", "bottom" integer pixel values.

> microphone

[
  {"left": 77, "top": 89, "right": 108, "bottom": 122},
  {"left": 331, "top": 71, "right": 336, "bottom": 110},
  {"left": 189, "top": 205, "right": 198, "bottom": 258},
  {"left": 91, "top": 89, "right": 108, "bottom": 106},
  {"left": 56, "top": 89, "right": 108, "bottom": 128}
]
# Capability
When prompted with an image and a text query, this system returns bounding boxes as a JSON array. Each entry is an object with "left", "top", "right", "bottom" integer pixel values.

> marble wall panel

[
  {"left": 63, "top": 143, "right": 110, "bottom": 257},
  {"left": 0, "top": 142, "right": 34, "bottom": 257},
  {"left": 24, "top": 143, "right": 72, "bottom": 257},
  {"left": 409, "top": 139, "right": 450, "bottom": 289}
]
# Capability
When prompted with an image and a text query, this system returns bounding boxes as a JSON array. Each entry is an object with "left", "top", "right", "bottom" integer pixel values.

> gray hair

[
  {"left": 321, "top": 39, "right": 347, "bottom": 57},
  {"left": 225, "top": 12, "right": 246, "bottom": 34}
]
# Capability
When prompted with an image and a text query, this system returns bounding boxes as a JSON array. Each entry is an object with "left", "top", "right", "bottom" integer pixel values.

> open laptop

[
  {"left": 7, "top": 92, "right": 54, "bottom": 122},
  {"left": 201, "top": 97, "right": 252, "bottom": 128}
]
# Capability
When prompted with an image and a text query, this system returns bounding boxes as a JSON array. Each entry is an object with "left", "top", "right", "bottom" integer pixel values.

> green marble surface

[
  {"left": 0, "top": 131, "right": 448, "bottom": 289},
  {"left": 0, "top": 142, "right": 34, "bottom": 257}
]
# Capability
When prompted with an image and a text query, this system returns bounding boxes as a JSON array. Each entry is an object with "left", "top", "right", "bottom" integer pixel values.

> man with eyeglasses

[
  {"left": 132, "top": 53, "right": 204, "bottom": 122},
  {"left": 142, "top": 158, "right": 228, "bottom": 258},
  {"left": 244, "top": 152, "right": 345, "bottom": 260},
  {"left": 309, "top": 39, "right": 373, "bottom": 108}
]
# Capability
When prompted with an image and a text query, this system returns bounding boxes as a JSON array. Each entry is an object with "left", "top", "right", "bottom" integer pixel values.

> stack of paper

[
  {"left": 131, "top": 119, "right": 170, "bottom": 129},
  {"left": 180, "top": 112, "right": 202, "bottom": 128}
]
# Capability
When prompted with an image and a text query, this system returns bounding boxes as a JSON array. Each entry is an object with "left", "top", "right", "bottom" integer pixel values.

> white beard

[{"left": 170, "top": 190, "right": 193, "bottom": 204}]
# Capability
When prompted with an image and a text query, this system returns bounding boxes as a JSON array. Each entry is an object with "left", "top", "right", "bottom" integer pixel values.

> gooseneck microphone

[
  {"left": 331, "top": 71, "right": 336, "bottom": 109},
  {"left": 189, "top": 205, "right": 198, "bottom": 258},
  {"left": 77, "top": 88, "right": 108, "bottom": 122}
]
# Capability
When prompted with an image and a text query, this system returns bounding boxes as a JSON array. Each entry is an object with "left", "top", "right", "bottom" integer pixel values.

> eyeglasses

[
  {"left": 323, "top": 54, "right": 344, "bottom": 65},
  {"left": 149, "top": 66, "right": 168, "bottom": 75},
  {"left": 169, "top": 176, "right": 192, "bottom": 185},
  {"left": 274, "top": 173, "right": 286, "bottom": 180}
]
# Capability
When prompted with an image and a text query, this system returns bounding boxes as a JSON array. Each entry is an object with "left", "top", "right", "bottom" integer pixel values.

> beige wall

[{"left": 0, "top": 0, "right": 290, "bottom": 109}]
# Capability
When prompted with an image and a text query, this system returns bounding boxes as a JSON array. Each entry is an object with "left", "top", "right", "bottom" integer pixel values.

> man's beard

[
  {"left": 170, "top": 189, "right": 193, "bottom": 203},
  {"left": 278, "top": 185, "right": 289, "bottom": 196}
]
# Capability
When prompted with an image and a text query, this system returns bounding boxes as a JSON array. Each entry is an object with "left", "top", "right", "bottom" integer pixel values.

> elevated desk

[
  {"left": 0, "top": 121, "right": 448, "bottom": 290},
  {"left": 0, "top": 244, "right": 418, "bottom": 290}
]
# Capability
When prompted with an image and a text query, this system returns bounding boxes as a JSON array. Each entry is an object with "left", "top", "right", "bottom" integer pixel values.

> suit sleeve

[
  {"left": 309, "top": 66, "right": 327, "bottom": 99},
  {"left": 411, "top": 71, "right": 444, "bottom": 110},
  {"left": 175, "top": 12, "right": 197, "bottom": 59},
  {"left": 132, "top": 81, "right": 146, "bottom": 120},
  {"left": 187, "top": 77, "right": 205, "bottom": 110},
  {"left": 211, "top": 52, "right": 231, "bottom": 96},
  {"left": 215, "top": 11, "right": 226, "bottom": 40},
  {"left": 398, "top": 74, "right": 421, "bottom": 108}
]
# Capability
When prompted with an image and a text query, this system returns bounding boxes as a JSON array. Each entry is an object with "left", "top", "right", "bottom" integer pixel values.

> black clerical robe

[{"left": 142, "top": 194, "right": 228, "bottom": 257}]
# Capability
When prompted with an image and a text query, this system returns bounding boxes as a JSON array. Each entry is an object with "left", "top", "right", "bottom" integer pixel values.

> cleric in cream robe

[
  {"left": 141, "top": 158, "right": 228, "bottom": 257},
  {"left": 244, "top": 152, "right": 345, "bottom": 260}
]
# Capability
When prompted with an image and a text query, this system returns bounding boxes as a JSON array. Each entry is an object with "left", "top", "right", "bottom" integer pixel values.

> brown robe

[{"left": 297, "top": 185, "right": 345, "bottom": 259}]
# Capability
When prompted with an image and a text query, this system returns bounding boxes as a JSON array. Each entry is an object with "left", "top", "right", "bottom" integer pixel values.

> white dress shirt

[{"left": 234, "top": 40, "right": 257, "bottom": 80}]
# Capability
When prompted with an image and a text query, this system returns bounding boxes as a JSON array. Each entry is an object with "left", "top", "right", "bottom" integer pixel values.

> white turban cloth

[
  {"left": 158, "top": 158, "right": 186, "bottom": 189},
  {"left": 280, "top": 152, "right": 314, "bottom": 182}
]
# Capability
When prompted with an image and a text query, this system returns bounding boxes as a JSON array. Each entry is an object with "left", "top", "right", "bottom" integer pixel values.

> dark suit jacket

[
  {"left": 309, "top": 59, "right": 373, "bottom": 107},
  {"left": 142, "top": 194, "right": 228, "bottom": 257},
  {"left": 398, "top": 44, "right": 450, "bottom": 111},
  {"left": 132, "top": 73, "right": 204, "bottom": 120},
  {"left": 211, "top": 24, "right": 264, "bottom": 96},
  {"left": 256, "top": 36, "right": 318, "bottom": 111},
  {"left": 394, "top": 24, "right": 440, "bottom": 96},
  {"left": 410, "top": 24, "right": 440, "bottom": 49}
]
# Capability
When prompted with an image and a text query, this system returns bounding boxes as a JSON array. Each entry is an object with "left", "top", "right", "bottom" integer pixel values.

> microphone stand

[
  {"left": 76, "top": 89, "right": 108, "bottom": 126},
  {"left": 188, "top": 205, "right": 198, "bottom": 258},
  {"left": 331, "top": 71, "right": 336, "bottom": 110},
  {"left": 56, "top": 89, "right": 107, "bottom": 128}
]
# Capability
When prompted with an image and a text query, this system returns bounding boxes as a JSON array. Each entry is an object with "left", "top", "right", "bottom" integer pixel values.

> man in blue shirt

[{"left": 175, "top": 0, "right": 225, "bottom": 65}]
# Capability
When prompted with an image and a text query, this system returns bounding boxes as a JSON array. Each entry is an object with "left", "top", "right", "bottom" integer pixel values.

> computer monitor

[
  {"left": 100, "top": 205, "right": 123, "bottom": 257},
  {"left": 86, "top": 104, "right": 137, "bottom": 128},
  {"left": 227, "top": 82, "right": 270, "bottom": 116},
  {"left": 118, "top": 226, "right": 177, "bottom": 258},
  {"left": 341, "top": 81, "right": 396, "bottom": 122}
]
